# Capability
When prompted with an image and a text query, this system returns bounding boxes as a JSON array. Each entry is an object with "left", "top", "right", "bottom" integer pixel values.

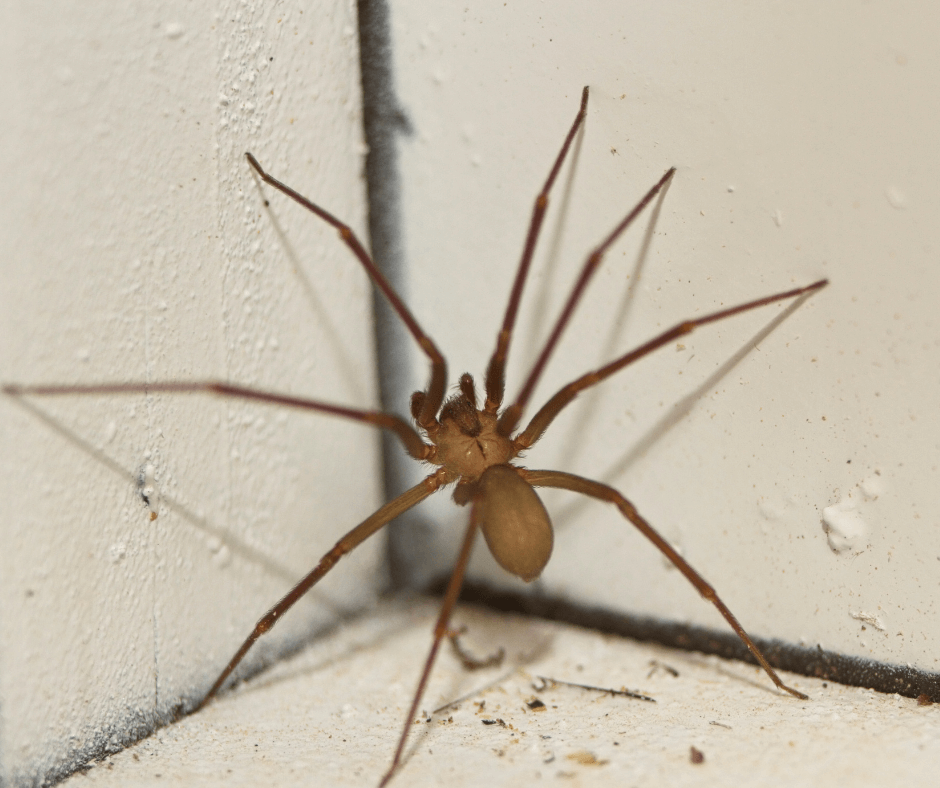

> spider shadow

[
  {"left": 548, "top": 167, "right": 675, "bottom": 472},
  {"left": 520, "top": 97, "right": 671, "bottom": 381},
  {"left": 246, "top": 160, "right": 370, "bottom": 404},
  {"left": 683, "top": 651, "right": 804, "bottom": 699},
  {"left": 245, "top": 152, "right": 445, "bottom": 593},
  {"left": 505, "top": 147, "right": 678, "bottom": 525},
  {"left": 520, "top": 102, "right": 589, "bottom": 367},
  {"left": 216, "top": 595, "right": 558, "bottom": 777},
  {"left": 5, "top": 159, "right": 397, "bottom": 730},
  {"left": 7, "top": 393, "right": 299, "bottom": 582},
  {"left": 225, "top": 595, "right": 435, "bottom": 702},
  {"left": 398, "top": 602, "right": 558, "bottom": 770},
  {"left": 551, "top": 289, "right": 816, "bottom": 526},
  {"left": 7, "top": 388, "right": 392, "bottom": 728},
  {"left": 8, "top": 156, "right": 385, "bottom": 632}
]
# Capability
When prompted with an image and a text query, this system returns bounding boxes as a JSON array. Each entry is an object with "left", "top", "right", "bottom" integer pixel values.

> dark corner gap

[
  {"left": 357, "top": 0, "right": 436, "bottom": 591},
  {"left": 437, "top": 578, "right": 940, "bottom": 704}
]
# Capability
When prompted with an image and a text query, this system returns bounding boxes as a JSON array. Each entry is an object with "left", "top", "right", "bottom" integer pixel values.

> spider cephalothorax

[{"left": 420, "top": 374, "right": 515, "bottom": 480}]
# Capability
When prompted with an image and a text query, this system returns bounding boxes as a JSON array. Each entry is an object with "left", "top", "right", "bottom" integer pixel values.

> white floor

[{"left": 62, "top": 597, "right": 940, "bottom": 787}]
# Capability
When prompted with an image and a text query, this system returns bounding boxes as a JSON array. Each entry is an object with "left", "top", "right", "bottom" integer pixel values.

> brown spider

[{"left": 5, "top": 86, "right": 826, "bottom": 786}]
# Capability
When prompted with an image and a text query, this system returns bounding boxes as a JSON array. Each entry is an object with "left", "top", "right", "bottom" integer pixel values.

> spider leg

[
  {"left": 514, "top": 278, "right": 827, "bottom": 450},
  {"left": 4, "top": 381, "right": 432, "bottom": 460},
  {"left": 245, "top": 152, "right": 446, "bottom": 429},
  {"left": 520, "top": 469, "right": 808, "bottom": 700},
  {"left": 379, "top": 502, "right": 480, "bottom": 787},
  {"left": 196, "top": 472, "right": 446, "bottom": 712},
  {"left": 498, "top": 166, "right": 676, "bottom": 436},
  {"left": 484, "top": 86, "right": 589, "bottom": 414}
]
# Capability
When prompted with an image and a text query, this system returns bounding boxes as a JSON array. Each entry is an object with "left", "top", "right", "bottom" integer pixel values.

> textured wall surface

[{"left": 0, "top": 1, "right": 381, "bottom": 784}]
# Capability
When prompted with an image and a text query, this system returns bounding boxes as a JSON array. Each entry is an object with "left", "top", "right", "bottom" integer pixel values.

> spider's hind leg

[{"left": 522, "top": 468, "right": 809, "bottom": 701}]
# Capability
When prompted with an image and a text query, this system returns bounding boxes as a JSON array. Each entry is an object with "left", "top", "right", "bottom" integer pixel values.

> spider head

[
  {"left": 410, "top": 372, "right": 483, "bottom": 437},
  {"left": 438, "top": 391, "right": 481, "bottom": 437}
]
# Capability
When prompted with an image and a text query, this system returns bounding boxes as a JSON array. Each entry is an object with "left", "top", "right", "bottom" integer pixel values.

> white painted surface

[
  {"left": 0, "top": 2, "right": 380, "bottom": 784},
  {"left": 58, "top": 599, "right": 940, "bottom": 787},
  {"left": 386, "top": 4, "right": 940, "bottom": 671},
  {"left": 5, "top": 2, "right": 940, "bottom": 783}
]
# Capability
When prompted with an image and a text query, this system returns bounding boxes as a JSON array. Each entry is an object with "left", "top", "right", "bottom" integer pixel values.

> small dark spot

[
  {"left": 690, "top": 746, "right": 705, "bottom": 764},
  {"left": 482, "top": 718, "right": 506, "bottom": 727},
  {"left": 647, "top": 660, "right": 680, "bottom": 678},
  {"left": 847, "top": 459, "right": 852, "bottom": 464},
  {"left": 917, "top": 694, "right": 933, "bottom": 706},
  {"left": 567, "top": 750, "right": 608, "bottom": 766},
  {"left": 527, "top": 698, "right": 546, "bottom": 711}
]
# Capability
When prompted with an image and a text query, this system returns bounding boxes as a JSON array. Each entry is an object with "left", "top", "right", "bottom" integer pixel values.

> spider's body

[{"left": 423, "top": 373, "right": 553, "bottom": 583}]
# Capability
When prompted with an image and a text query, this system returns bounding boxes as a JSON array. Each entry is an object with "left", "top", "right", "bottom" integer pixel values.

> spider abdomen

[{"left": 476, "top": 464, "right": 553, "bottom": 582}]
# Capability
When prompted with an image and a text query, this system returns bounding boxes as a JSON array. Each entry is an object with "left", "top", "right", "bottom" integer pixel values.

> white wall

[
  {"left": 386, "top": 3, "right": 940, "bottom": 673},
  {"left": 0, "top": 1, "right": 381, "bottom": 784},
  {"left": 4, "top": 1, "right": 939, "bottom": 783}
]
